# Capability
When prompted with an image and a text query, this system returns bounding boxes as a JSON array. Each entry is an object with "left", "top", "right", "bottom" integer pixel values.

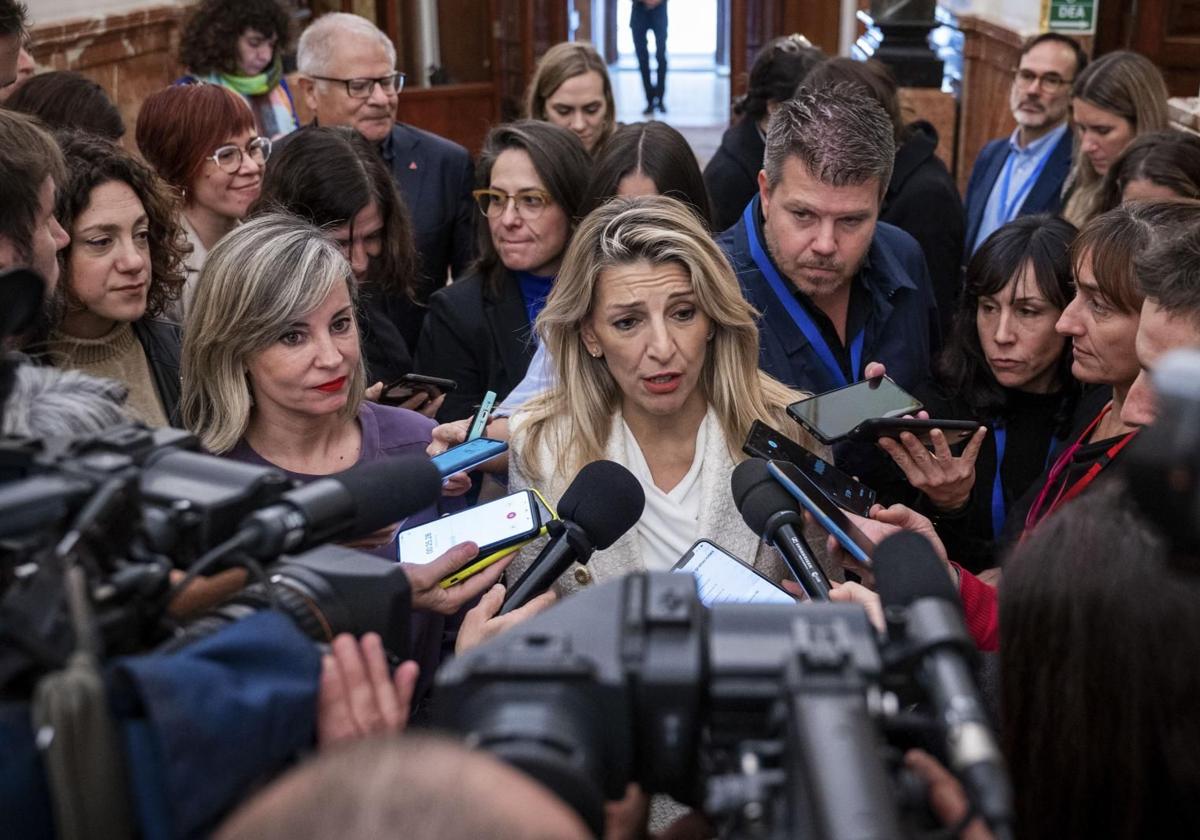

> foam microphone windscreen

[
  {"left": 730, "top": 458, "right": 800, "bottom": 535},
  {"left": 336, "top": 455, "right": 442, "bottom": 536},
  {"left": 556, "top": 460, "right": 645, "bottom": 549},
  {"left": 872, "top": 531, "right": 959, "bottom": 609}
]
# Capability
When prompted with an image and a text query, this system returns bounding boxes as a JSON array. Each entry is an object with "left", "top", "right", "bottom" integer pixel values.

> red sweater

[{"left": 955, "top": 564, "right": 999, "bottom": 651}]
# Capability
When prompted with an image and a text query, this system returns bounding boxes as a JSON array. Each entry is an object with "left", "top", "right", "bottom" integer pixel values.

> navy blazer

[
  {"left": 963, "top": 128, "right": 1074, "bottom": 256},
  {"left": 717, "top": 195, "right": 940, "bottom": 396}
]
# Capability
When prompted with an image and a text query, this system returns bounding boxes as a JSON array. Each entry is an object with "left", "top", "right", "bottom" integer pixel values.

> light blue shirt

[
  {"left": 972, "top": 122, "right": 1069, "bottom": 254},
  {"left": 493, "top": 341, "right": 554, "bottom": 417}
]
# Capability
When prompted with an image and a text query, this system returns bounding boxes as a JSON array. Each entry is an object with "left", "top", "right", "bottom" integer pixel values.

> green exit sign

[{"left": 1044, "top": 0, "right": 1097, "bottom": 33}]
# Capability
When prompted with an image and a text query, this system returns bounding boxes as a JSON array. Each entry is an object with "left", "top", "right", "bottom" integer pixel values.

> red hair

[{"left": 135, "top": 83, "right": 256, "bottom": 193}]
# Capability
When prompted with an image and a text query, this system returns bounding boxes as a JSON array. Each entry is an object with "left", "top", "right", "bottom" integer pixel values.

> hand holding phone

[
  {"left": 766, "top": 460, "right": 876, "bottom": 566},
  {"left": 875, "top": 422, "right": 989, "bottom": 513},
  {"left": 787, "top": 376, "right": 923, "bottom": 444},
  {"left": 848, "top": 416, "right": 981, "bottom": 447},
  {"left": 380, "top": 373, "right": 458, "bottom": 406}
]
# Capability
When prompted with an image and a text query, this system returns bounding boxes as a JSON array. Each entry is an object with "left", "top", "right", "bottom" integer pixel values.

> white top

[
  {"left": 494, "top": 341, "right": 554, "bottom": 417},
  {"left": 618, "top": 411, "right": 708, "bottom": 571}
]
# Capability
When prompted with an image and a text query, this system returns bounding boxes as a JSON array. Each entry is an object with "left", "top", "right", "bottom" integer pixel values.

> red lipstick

[{"left": 314, "top": 376, "right": 347, "bottom": 393}]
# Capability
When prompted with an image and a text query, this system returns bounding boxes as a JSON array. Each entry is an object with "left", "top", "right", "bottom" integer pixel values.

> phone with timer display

[{"left": 395, "top": 489, "right": 556, "bottom": 588}]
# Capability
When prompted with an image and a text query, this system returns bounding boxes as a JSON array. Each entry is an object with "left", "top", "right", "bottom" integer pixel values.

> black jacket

[
  {"left": 357, "top": 284, "right": 413, "bottom": 385},
  {"left": 413, "top": 270, "right": 536, "bottom": 423},
  {"left": 703, "top": 116, "right": 765, "bottom": 234},
  {"left": 881, "top": 122, "right": 965, "bottom": 337},
  {"left": 131, "top": 318, "right": 182, "bottom": 425},
  {"left": 380, "top": 122, "right": 477, "bottom": 349}
]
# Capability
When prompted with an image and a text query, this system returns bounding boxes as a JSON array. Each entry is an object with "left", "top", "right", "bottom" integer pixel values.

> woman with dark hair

[
  {"left": 1062, "top": 50, "right": 1170, "bottom": 225},
  {"left": 253, "top": 125, "right": 423, "bottom": 393},
  {"left": 1099, "top": 129, "right": 1200, "bottom": 212},
  {"left": 703, "top": 34, "right": 824, "bottom": 231},
  {"left": 5, "top": 71, "right": 125, "bottom": 140},
  {"left": 997, "top": 484, "right": 1200, "bottom": 838},
  {"left": 415, "top": 120, "right": 591, "bottom": 422},
  {"left": 177, "top": 0, "right": 298, "bottom": 139},
  {"left": 803, "top": 58, "right": 964, "bottom": 334},
  {"left": 579, "top": 121, "right": 712, "bottom": 226},
  {"left": 136, "top": 83, "right": 269, "bottom": 315},
  {"left": 45, "top": 131, "right": 187, "bottom": 426},
  {"left": 877, "top": 215, "right": 1078, "bottom": 572}
]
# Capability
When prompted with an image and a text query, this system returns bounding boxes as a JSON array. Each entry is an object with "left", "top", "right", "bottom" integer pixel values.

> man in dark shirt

[
  {"left": 716, "top": 85, "right": 939, "bottom": 397},
  {"left": 295, "top": 13, "right": 475, "bottom": 349}
]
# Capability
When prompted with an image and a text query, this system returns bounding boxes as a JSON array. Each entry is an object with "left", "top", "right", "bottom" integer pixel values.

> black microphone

[
  {"left": 499, "top": 460, "right": 645, "bottom": 615},
  {"left": 236, "top": 455, "right": 442, "bottom": 557},
  {"left": 730, "top": 458, "right": 831, "bottom": 600},
  {"left": 873, "top": 531, "right": 1014, "bottom": 839}
]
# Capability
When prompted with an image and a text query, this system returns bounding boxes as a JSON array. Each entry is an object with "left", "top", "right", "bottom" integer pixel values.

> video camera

[
  {"left": 435, "top": 563, "right": 1011, "bottom": 840},
  {"left": 0, "top": 421, "right": 434, "bottom": 696}
]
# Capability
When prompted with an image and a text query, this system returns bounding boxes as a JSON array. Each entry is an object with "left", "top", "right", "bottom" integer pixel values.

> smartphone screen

[
  {"left": 787, "top": 376, "right": 923, "bottom": 443},
  {"left": 671, "top": 540, "right": 796, "bottom": 606},
  {"left": 430, "top": 437, "right": 508, "bottom": 478},
  {"left": 766, "top": 460, "right": 875, "bottom": 566},
  {"left": 398, "top": 491, "right": 539, "bottom": 564},
  {"left": 743, "top": 421, "right": 876, "bottom": 516}
]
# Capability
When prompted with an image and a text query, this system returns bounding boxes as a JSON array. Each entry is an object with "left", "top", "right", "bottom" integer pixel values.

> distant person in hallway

[
  {"left": 805, "top": 57, "right": 964, "bottom": 336},
  {"left": 294, "top": 13, "right": 475, "bottom": 351},
  {"left": 1061, "top": 50, "right": 1171, "bottom": 227},
  {"left": 704, "top": 34, "right": 824, "bottom": 233},
  {"left": 963, "top": 33, "right": 1086, "bottom": 256},
  {"left": 631, "top": 0, "right": 667, "bottom": 116},
  {"left": 525, "top": 41, "right": 616, "bottom": 155}
]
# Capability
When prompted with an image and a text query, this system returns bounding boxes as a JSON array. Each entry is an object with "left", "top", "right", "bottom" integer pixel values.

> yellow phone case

[{"left": 438, "top": 488, "right": 556, "bottom": 588}]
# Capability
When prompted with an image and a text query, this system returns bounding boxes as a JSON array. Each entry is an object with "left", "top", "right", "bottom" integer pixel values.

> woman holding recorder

[{"left": 180, "top": 213, "right": 503, "bottom": 702}]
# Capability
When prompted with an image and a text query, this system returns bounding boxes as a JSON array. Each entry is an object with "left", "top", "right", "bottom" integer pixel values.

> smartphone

[
  {"left": 742, "top": 420, "right": 876, "bottom": 516},
  {"left": 430, "top": 437, "right": 508, "bottom": 478},
  {"left": 766, "top": 460, "right": 876, "bottom": 567},
  {"left": 438, "top": 490, "right": 556, "bottom": 588},
  {"left": 787, "top": 376, "right": 923, "bottom": 444},
  {"left": 380, "top": 373, "right": 458, "bottom": 405},
  {"left": 671, "top": 539, "right": 796, "bottom": 606},
  {"left": 396, "top": 490, "right": 553, "bottom": 587},
  {"left": 467, "top": 390, "right": 497, "bottom": 441},
  {"left": 847, "top": 417, "right": 980, "bottom": 447}
]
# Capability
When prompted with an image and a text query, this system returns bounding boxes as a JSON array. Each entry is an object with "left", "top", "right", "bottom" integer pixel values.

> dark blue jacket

[
  {"left": 963, "top": 128, "right": 1073, "bottom": 257},
  {"left": 717, "top": 195, "right": 939, "bottom": 395}
]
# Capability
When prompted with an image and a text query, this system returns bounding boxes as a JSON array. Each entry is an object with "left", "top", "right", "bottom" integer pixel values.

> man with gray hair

[
  {"left": 293, "top": 13, "right": 474, "bottom": 349},
  {"left": 716, "top": 84, "right": 938, "bottom": 396}
]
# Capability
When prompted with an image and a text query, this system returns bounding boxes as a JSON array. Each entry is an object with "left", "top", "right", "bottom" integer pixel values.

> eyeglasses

[
  {"left": 311, "top": 72, "right": 405, "bottom": 98},
  {"left": 207, "top": 136, "right": 272, "bottom": 173},
  {"left": 472, "top": 188, "right": 553, "bottom": 219},
  {"left": 1012, "top": 68, "right": 1073, "bottom": 93}
]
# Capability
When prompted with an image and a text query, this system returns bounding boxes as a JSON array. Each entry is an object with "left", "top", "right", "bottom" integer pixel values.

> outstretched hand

[
  {"left": 401, "top": 541, "right": 513, "bottom": 615},
  {"left": 317, "top": 632, "right": 417, "bottom": 747},
  {"left": 878, "top": 422, "right": 987, "bottom": 512},
  {"left": 456, "top": 582, "right": 557, "bottom": 654}
]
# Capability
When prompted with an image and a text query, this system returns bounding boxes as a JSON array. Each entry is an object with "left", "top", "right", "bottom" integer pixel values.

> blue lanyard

[
  {"left": 990, "top": 421, "right": 1059, "bottom": 538},
  {"left": 997, "top": 140, "right": 1056, "bottom": 223},
  {"left": 743, "top": 201, "right": 864, "bottom": 388}
]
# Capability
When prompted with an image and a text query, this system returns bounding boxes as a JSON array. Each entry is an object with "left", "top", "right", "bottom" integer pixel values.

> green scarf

[{"left": 209, "top": 54, "right": 283, "bottom": 97}]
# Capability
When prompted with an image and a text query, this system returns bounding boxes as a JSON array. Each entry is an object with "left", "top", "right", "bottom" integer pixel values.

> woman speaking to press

[{"left": 507, "top": 195, "right": 836, "bottom": 593}]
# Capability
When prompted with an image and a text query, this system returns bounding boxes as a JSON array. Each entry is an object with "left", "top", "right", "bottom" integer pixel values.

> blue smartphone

[
  {"left": 430, "top": 437, "right": 508, "bottom": 478},
  {"left": 467, "top": 390, "right": 497, "bottom": 441},
  {"left": 766, "top": 459, "right": 875, "bottom": 566}
]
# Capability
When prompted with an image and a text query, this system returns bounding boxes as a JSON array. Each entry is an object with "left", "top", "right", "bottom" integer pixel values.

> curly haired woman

[{"left": 177, "top": 0, "right": 299, "bottom": 139}]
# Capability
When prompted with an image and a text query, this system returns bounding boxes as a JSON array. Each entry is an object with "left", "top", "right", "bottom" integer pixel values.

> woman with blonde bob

[
  {"left": 508, "top": 195, "right": 838, "bottom": 594},
  {"left": 1062, "top": 50, "right": 1170, "bottom": 226},
  {"left": 182, "top": 213, "right": 513, "bottom": 698},
  {"left": 525, "top": 41, "right": 616, "bottom": 155}
]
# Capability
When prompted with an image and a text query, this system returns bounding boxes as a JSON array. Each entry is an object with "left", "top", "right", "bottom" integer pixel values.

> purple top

[{"left": 225, "top": 400, "right": 464, "bottom": 706}]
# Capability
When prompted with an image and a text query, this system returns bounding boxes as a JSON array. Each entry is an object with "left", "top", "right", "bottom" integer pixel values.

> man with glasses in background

[
  {"left": 963, "top": 33, "right": 1086, "bottom": 256},
  {"left": 294, "top": 13, "right": 475, "bottom": 349}
]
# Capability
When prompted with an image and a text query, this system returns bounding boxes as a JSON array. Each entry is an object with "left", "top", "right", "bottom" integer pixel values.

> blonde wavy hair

[
  {"left": 181, "top": 213, "right": 365, "bottom": 454},
  {"left": 514, "top": 195, "right": 803, "bottom": 483}
]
